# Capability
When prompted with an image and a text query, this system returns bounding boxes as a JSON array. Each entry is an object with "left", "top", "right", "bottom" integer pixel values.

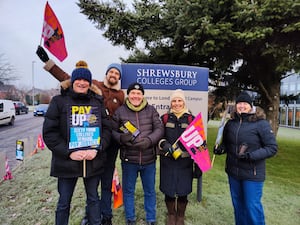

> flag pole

[{"left": 212, "top": 105, "right": 230, "bottom": 166}]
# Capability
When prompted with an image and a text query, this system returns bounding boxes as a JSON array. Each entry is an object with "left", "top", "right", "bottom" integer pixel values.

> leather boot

[
  {"left": 101, "top": 217, "right": 112, "bottom": 225},
  {"left": 80, "top": 216, "right": 89, "bottom": 225},
  {"left": 126, "top": 220, "right": 136, "bottom": 225},
  {"left": 176, "top": 200, "right": 188, "bottom": 225},
  {"left": 165, "top": 200, "right": 176, "bottom": 225}
]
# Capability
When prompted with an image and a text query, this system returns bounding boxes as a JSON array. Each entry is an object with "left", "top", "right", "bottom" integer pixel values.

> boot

[
  {"left": 101, "top": 217, "right": 112, "bottom": 225},
  {"left": 80, "top": 216, "right": 89, "bottom": 225},
  {"left": 176, "top": 200, "right": 188, "bottom": 225},
  {"left": 165, "top": 200, "right": 176, "bottom": 225},
  {"left": 126, "top": 220, "right": 136, "bottom": 225}
]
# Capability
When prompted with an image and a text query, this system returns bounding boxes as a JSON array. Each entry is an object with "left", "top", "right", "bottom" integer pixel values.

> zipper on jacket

[
  {"left": 135, "top": 112, "right": 142, "bottom": 165},
  {"left": 235, "top": 117, "right": 242, "bottom": 176}
]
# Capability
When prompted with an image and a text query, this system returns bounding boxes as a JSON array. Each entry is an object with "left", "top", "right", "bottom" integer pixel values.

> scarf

[
  {"left": 170, "top": 106, "right": 189, "bottom": 119},
  {"left": 125, "top": 97, "right": 148, "bottom": 112}
]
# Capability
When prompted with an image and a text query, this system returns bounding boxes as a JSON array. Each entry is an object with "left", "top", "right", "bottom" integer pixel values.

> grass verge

[{"left": 0, "top": 123, "right": 299, "bottom": 225}]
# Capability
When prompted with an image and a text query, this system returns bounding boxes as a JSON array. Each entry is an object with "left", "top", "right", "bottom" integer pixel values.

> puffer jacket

[
  {"left": 222, "top": 106, "right": 277, "bottom": 181},
  {"left": 112, "top": 100, "right": 164, "bottom": 165},
  {"left": 43, "top": 86, "right": 111, "bottom": 178},
  {"left": 44, "top": 61, "right": 125, "bottom": 168}
]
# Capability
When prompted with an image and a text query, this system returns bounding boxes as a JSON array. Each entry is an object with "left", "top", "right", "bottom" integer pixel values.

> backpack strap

[
  {"left": 162, "top": 113, "right": 169, "bottom": 125},
  {"left": 188, "top": 114, "right": 193, "bottom": 124},
  {"left": 163, "top": 113, "right": 193, "bottom": 125}
]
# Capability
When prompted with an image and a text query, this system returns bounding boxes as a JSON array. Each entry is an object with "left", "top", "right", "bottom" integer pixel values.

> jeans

[
  {"left": 228, "top": 176, "right": 265, "bottom": 225},
  {"left": 56, "top": 176, "right": 101, "bottom": 225},
  {"left": 122, "top": 161, "right": 156, "bottom": 223}
]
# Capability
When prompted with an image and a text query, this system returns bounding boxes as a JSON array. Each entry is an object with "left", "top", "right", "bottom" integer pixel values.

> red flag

[
  {"left": 111, "top": 168, "right": 123, "bottom": 209},
  {"left": 41, "top": 1, "right": 67, "bottom": 61},
  {"left": 179, "top": 113, "right": 212, "bottom": 172}
]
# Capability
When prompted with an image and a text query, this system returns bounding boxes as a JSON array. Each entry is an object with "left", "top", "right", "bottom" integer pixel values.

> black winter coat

[
  {"left": 223, "top": 107, "right": 277, "bottom": 181},
  {"left": 43, "top": 88, "right": 111, "bottom": 178},
  {"left": 159, "top": 112, "right": 194, "bottom": 197},
  {"left": 112, "top": 100, "right": 164, "bottom": 165}
]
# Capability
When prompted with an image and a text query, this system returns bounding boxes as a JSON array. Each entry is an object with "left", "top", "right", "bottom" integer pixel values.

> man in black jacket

[{"left": 43, "top": 61, "right": 111, "bottom": 225}]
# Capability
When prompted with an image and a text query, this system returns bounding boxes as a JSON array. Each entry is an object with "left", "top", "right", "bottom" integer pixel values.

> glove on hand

[
  {"left": 238, "top": 152, "right": 250, "bottom": 160},
  {"left": 213, "top": 144, "right": 226, "bottom": 155},
  {"left": 36, "top": 45, "right": 49, "bottom": 62},
  {"left": 160, "top": 140, "right": 173, "bottom": 155},
  {"left": 193, "top": 163, "right": 202, "bottom": 178},
  {"left": 133, "top": 137, "right": 152, "bottom": 149},
  {"left": 238, "top": 143, "right": 250, "bottom": 160},
  {"left": 120, "top": 133, "right": 133, "bottom": 145}
]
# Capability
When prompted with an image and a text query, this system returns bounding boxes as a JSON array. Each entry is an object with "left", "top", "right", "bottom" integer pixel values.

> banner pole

[{"left": 83, "top": 159, "right": 86, "bottom": 178}]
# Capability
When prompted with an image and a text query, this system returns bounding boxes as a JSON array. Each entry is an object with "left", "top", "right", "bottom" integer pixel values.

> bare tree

[{"left": 0, "top": 54, "right": 19, "bottom": 83}]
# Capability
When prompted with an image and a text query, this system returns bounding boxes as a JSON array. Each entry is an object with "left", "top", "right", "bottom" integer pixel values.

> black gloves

[
  {"left": 193, "top": 163, "right": 202, "bottom": 178},
  {"left": 213, "top": 143, "right": 226, "bottom": 155},
  {"left": 133, "top": 137, "right": 152, "bottom": 149},
  {"left": 120, "top": 133, "right": 133, "bottom": 145},
  {"left": 160, "top": 140, "right": 173, "bottom": 155},
  {"left": 238, "top": 152, "right": 250, "bottom": 160},
  {"left": 238, "top": 143, "right": 250, "bottom": 160},
  {"left": 36, "top": 45, "right": 49, "bottom": 62}
]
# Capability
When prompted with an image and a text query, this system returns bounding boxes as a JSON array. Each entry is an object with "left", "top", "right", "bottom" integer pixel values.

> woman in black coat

[
  {"left": 43, "top": 61, "right": 111, "bottom": 225},
  {"left": 158, "top": 89, "right": 201, "bottom": 225},
  {"left": 214, "top": 91, "right": 277, "bottom": 225}
]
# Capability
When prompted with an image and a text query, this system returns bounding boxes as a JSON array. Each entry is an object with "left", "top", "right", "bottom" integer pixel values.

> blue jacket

[{"left": 223, "top": 107, "right": 277, "bottom": 181}]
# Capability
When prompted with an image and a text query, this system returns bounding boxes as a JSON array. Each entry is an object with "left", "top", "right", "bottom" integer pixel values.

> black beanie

[
  {"left": 71, "top": 61, "right": 92, "bottom": 85},
  {"left": 236, "top": 91, "right": 252, "bottom": 107},
  {"left": 127, "top": 82, "right": 144, "bottom": 95}
]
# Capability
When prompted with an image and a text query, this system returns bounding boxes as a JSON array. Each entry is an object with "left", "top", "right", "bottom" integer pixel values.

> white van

[{"left": 0, "top": 99, "right": 16, "bottom": 126}]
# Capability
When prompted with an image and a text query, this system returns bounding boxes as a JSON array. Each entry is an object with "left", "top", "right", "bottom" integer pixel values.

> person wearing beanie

[
  {"left": 213, "top": 90, "right": 277, "bottom": 225},
  {"left": 158, "top": 89, "right": 200, "bottom": 225},
  {"left": 71, "top": 61, "right": 92, "bottom": 86},
  {"left": 126, "top": 82, "right": 145, "bottom": 95},
  {"left": 235, "top": 91, "right": 252, "bottom": 107},
  {"left": 106, "top": 63, "right": 122, "bottom": 80},
  {"left": 111, "top": 82, "right": 164, "bottom": 225},
  {"left": 43, "top": 61, "right": 112, "bottom": 225},
  {"left": 36, "top": 46, "right": 124, "bottom": 225}
]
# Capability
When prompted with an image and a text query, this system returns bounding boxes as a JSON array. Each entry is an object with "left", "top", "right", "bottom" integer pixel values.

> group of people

[{"left": 37, "top": 45, "right": 277, "bottom": 225}]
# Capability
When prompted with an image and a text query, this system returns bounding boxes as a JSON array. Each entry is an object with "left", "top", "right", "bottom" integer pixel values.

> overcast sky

[{"left": 0, "top": 0, "right": 132, "bottom": 90}]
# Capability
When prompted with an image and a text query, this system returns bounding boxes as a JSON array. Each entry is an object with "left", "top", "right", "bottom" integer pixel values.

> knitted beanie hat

[
  {"left": 106, "top": 63, "right": 122, "bottom": 79},
  {"left": 71, "top": 61, "right": 92, "bottom": 85},
  {"left": 236, "top": 91, "right": 252, "bottom": 107},
  {"left": 171, "top": 89, "right": 186, "bottom": 104},
  {"left": 127, "top": 82, "right": 144, "bottom": 95}
]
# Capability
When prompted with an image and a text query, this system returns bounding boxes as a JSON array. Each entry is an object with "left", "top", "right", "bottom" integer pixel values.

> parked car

[
  {"left": 13, "top": 101, "right": 29, "bottom": 115},
  {"left": 33, "top": 104, "right": 49, "bottom": 116},
  {"left": 0, "top": 99, "right": 16, "bottom": 125}
]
